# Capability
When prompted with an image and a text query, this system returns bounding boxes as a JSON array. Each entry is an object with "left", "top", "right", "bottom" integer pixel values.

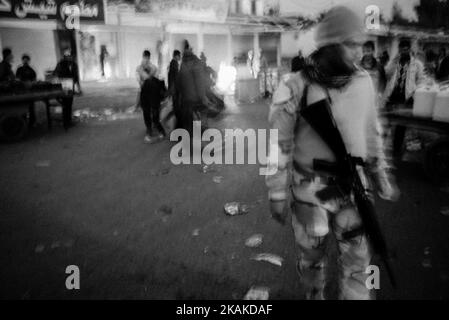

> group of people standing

[
  {"left": 0, "top": 48, "right": 81, "bottom": 128},
  {"left": 136, "top": 40, "right": 218, "bottom": 144}
]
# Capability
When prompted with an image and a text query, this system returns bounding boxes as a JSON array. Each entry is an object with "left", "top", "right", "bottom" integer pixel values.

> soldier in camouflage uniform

[{"left": 265, "top": 6, "right": 399, "bottom": 300}]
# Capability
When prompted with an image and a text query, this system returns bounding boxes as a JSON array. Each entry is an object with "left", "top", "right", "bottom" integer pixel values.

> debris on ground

[
  {"left": 213, "top": 176, "right": 223, "bottom": 184},
  {"left": 424, "top": 247, "right": 431, "bottom": 255},
  {"left": 50, "top": 241, "right": 60, "bottom": 249},
  {"left": 203, "top": 246, "right": 209, "bottom": 254},
  {"left": 245, "top": 234, "right": 263, "bottom": 248},
  {"left": 422, "top": 258, "right": 432, "bottom": 268},
  {"left": 192, "top": 229, "right": 200, "bottom": 237},
  {"left": 156, "top": 205, "right": 173, "bottom": 216},
  {"left": 440, "top": 207, "right": 449, "bottom": 216},
  {"left": 63, "top": 239, "right": 75, "bottom": 248},
  {"left": 201, "top": 165, "right": 217, "bottom": 174},
  {"left": 224, "top": 202, "right": 250, "bottom": 216},
  {"left": 251, "top": 253, "right": 284, "bottom": 267},
  {"left": 244, "top": 287, "right": 270, "bottom": 300},
  {"left": 35, "top": 244, "right": 45, "bottom": 253},
  {"left": 35, "top": 160, "right": 51, "bottom": 168},
  {"left": 150, "top": 168, "right": 171, "bottom": 176}
]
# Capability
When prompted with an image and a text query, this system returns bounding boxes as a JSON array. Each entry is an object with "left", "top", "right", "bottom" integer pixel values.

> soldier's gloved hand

[
  {"left": 269, "top": 200, "right": 288, "bottom": 225},
  {"left": 376, "top": 170, "right": 400, "bottom": 202}
]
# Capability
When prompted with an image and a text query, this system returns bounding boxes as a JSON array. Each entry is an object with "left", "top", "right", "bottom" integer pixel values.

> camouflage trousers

[{"left": 291, "top": 169, "right": 373, "bottom": 300}]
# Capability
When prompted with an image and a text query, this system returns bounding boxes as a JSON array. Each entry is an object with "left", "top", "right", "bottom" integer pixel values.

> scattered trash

[
  {"left": 63, "top": 239, "right": 75, "bottom": 248},
  {"left": 440, "top": 207, "right": 449, "bottom": 216},
  {"left": 213, "top": 176, "right": 223, "bottom": 184},
  {"left": 201, "top": 165, "right": 217, "bottom": 173},
  {"left": 244, "top": 287, "right": 270, "bottom": 300},
  {"left": 156, "top": 205, "right": 173, "bottom": 216},
  {"left": 203, "top": 246, "right": 209, "bottom": 254},
  {"left": 245, "top": 234, "right": 263, "bottom": 248},
  {"left": 224, "top": 202, "right": 250, "bottom": 216},
  {"left": 251, "top": 253, "right": 284, "bottom": 267},
  {"left": 35, "top": 244, "right": 45, "bottom": 253},
  {"left": 422, "top": 258, "right": 432, "bottom": 268},
  {"left": 192, "top": 229, "right": 200, "bottom": 237},
  {"left": 150, "top": 168, "right": 171, "bottom": 176},
  {"left": 35, "top": 160, "right": 51, "bottom": 168},
  {"left": 50, "top": 241, "right": 60, "bottom": 249}
]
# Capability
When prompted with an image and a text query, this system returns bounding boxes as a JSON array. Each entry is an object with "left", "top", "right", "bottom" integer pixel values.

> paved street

[{"left": 0, "top": 81, "right": 448, "bottom": 299}]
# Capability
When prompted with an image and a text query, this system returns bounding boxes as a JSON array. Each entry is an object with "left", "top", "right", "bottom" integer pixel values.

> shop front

[{"left": 0, "top": 0, "right": 106, "bottom": 80}]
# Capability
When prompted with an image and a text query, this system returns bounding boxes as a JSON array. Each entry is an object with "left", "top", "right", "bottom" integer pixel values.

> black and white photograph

[{"left": 1, "top": 0, "right": 449, "bottom": 306}]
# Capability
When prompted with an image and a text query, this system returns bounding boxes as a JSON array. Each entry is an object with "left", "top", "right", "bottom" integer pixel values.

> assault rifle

[{"left": 299, "top": 97, "right": 396, "bottom": 288}]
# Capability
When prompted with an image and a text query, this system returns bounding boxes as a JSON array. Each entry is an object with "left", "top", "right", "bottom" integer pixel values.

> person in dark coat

[
  {"left": 360, "top": 41, "right": 387, "bottom": 94},
  {"left": 140, "top": 73, "right": 167, "bottom": 143},
  {"left": 53, "top": 50, "right": 82, "bottom": 94},
  {"left": 175, "top": 40, "right": 208, "bottom": 134},
  {"left": 168, "top": 50, "right": 181, "bottom": 94},
  {"left": 436, "top": 47, "right": 449, "bottom": 82},
  {"left": 16, "top": 54, "right": 37, "bottom": 127},
  {"left": 16, "top": 54, "right": 37, "bottom": 82},
  {"left": 53, "top": 50, "right": 80, "bottom": 127},
  {"left": 0, "top": 48, "right": 15, "bottom": 82},
  {"left": 291, "top": 50, "right": 306, "bottom": 72}
]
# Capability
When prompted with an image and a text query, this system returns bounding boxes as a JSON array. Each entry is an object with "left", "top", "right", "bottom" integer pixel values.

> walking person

[
  {"left": 266, "top": 6, "right": 399, "bottom": 300},
  {"left": 135, "top": 50, "right": 157, "bottom": 111},
  {"left": 175, "top": 40, "right": 208, "bottom": 135},
  {"left": 140, "top": 72, "right": 167, "bottom": 143}
]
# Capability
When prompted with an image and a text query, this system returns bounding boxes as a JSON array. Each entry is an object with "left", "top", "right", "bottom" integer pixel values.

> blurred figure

[
  {"left": 379, "top": 50, "right": 390, "bottom": 67},
  {"left": 436, "top": 47, "right": 449, "bottom": 82},
  {"left": 0, "top": 48, "right": 15, "bottom": 82},
  {"left": 175, "top": 40, "right": 207, "bottom": 134},
  {"left": 424, "top": 49, "right": 437, "bottom": 79},
  {"left": 16, "top": 54, "right": 37, "bottom": 82},
  {"left": 168, "top": 50, "right": 181, "bottom": 95},
  {"left": 267, "top": 6, "right": 398, "bottom": 300},
  {"left": 383, "top": 39, "right": 425, "bottom": 160},
  {"left": 54, "top": 49, "right": 82, "bottom": 94},
  {"left": 99, "top": 45, "right": 109, "bottom": 78},
  {"left": 360, "top": 41, "right": 386, "bottom": 94},
  {"left": 136, "top": 50, "right": 157, "bottom": 87},
  {"left": 199, "top": 52, "right": 216, "bottom": 87},
  {"left": 291, "top": 50, "right": 306, "bottom": 72},
  {"left": 383, "top": 39, "right": 425, "bottom": 107},
  {"left": 16, "top": 54, "right": 37, "bottom": 127},
  {"left": 53, "top": 49, "right": 80, "bottom": 127},
  {"left": 135, "top": 50, "right": 158, "bottom": 111},
  {"left": 140, "top": 72, "right": 167, "bottom": 143}
]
